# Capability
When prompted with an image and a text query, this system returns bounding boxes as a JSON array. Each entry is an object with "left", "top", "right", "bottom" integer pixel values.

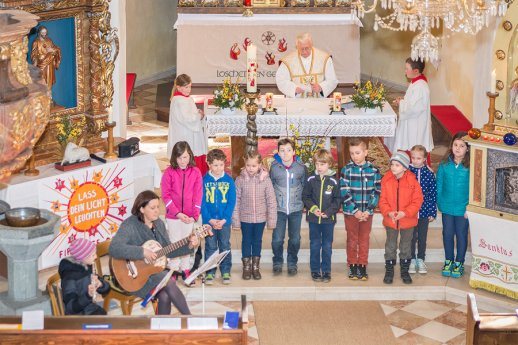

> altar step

[{"left": 181, "top": 262, "right": 516, "bottom": 313}]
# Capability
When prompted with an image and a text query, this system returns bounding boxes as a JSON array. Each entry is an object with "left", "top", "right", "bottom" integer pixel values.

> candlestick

[
  {"left": 265, "top": 92, "right": 274, "bottom": 111},
  {"left": 104, "top": 121, "right": 117, "bottom": 160},
  {"left": 483, "top": 91, "right": 499, "bottom": 132},
  {"left": 333, "top": 92, "right": 342, "bottom": 112},
  {"left": 24, "top": 154, "right": 39, "bottom": 176},
  {"left": 490, "top": 69, "right": 496, "bottom": 94},
  {"left": 243, "top": 88, "right": 260, "bottom": 153},
  {"left": 246, "top": 44, "right": 257, "bottom": 93}
]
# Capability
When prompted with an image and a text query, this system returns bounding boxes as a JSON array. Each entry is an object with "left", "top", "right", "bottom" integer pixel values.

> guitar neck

[{"left": 155, "top": 236, "right": 190, "bottom": 259}]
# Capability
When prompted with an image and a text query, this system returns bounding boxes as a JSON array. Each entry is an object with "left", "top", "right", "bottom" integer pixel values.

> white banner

[
  {"left": 176, "top": 14, "right": 361, "bottom": 85},
  {"left": 38, "top": 160, "right": 135, "bottom": 268},
  {"left": 468, "top": 212, "right": 518, "bottom": 299}
]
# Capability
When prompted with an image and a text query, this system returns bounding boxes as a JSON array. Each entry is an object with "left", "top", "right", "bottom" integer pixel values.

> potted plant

[
  {"left": 351, "top": 80, "right": 386, "bottom": 113},
  {"left": 213, "top": 78, "right": 245, "bottom": 115}
]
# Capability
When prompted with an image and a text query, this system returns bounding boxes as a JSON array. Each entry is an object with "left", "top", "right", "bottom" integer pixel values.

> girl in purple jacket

[{"left": 161, "top": 141, "right": 203, "bottom": 279}]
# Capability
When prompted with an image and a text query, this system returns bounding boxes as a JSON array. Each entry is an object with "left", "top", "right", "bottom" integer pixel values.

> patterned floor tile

[
  {"left": 430, "top": 300, "right": 460, "bottom": 309},
  {"left": 445, "top": 333, "right": 467, "bottom": 345},
  {"left": 381, "top": 300, "right": 416, "bottom": 309},
  {"left": 395, "top": 332, "right": 442, "bottom": 345},
  {"left": 386, "top": 309, "right": 431, "bottom": 331},
  {"left": 402, "top": 300, "right": 451, "bottom": 319},
  {"left": 433, "top": 309, "right": 467, "bottom": 330},
  {"left": 391, "top": 325, "right": 408, "bottom": 338},
  {"left": 380, "top": 303, "right": 398, "bottom": 316},
  {"left": 412, "top": 320, "right": 465, "bottom": 343}
]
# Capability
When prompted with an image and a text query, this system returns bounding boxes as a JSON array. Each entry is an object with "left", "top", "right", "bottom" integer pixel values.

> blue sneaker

[
  {"left": 450, "top": 262, "right": 464, "bottom": 278},
  {"left": 442, "top": 260, "right": 453, "bottom": 277}
]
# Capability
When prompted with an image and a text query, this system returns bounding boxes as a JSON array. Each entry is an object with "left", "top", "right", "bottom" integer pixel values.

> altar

[
  {"left": 204, "top": 97, "right": 396, "bottom": 176},
  {"left": 0, "top": 153, "right": 161, "bottom": 269},
  {"left": 174, "top": 13, "right": 361, "bottom": 85}
]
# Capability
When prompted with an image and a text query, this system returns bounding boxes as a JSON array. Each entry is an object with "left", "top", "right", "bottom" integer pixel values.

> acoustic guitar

[{"left": 110, "top": 224, "right": 212, "bottom": 292}]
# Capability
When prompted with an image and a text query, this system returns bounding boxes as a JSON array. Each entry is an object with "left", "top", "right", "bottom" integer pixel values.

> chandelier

[{"left": 351, "top": 0, "right": 511, "bottom": 64}]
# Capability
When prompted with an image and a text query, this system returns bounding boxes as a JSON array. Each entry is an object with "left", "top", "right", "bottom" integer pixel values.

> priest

[{"left": 276, "top": 33, "right": 338, "bottom": 98}]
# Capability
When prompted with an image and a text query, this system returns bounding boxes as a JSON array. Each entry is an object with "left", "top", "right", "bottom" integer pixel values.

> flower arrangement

[
  {"left": 213, "top": 78, "right": 246, "bottom": 111},
  {"left": 289, "top": 123, "right": 326, "bottom": 174},
  {"left": 351, "top": 80, "right": 386, "bottom": 111},
  {"left": 56, "top": 114, "right": 87, "bottom": 148}
]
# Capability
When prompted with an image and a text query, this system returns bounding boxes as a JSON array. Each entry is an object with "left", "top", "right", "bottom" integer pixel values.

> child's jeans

[
  {"left": 272, "top": 211, "right": 302, "bottom": 269},
  {"left": 309, "top": 222, "right": 335, "bottom": 274},
  {"left": 204, "top": 223, "right": 232, "bottom": 275},
  {"left": 411, "top": 218, "right": 429, "bottom": 260},
  {"left": 166, "top": 219, "right": 193, "bottom": 271},
  {"left": 384, "top": 227, "right": 413, "bottom": 261},
  {"left": 442, "top": 214, "right": 469, "bottom": 263},
  {"left": 241, "top": 222, "right": 266, "bottom": 257},
  {"left": 344, "top": 215, "right": 373, "bottom": 265}
]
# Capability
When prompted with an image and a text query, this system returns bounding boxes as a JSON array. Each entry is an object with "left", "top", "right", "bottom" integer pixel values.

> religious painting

[{"left": 28, "top": 17, "right": 78, "bottom": 111}]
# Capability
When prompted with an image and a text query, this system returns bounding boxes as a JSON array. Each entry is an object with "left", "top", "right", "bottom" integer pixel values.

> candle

[
  {"left": 265, "top": 92, "right": 273, "bottom": 111},
  {"left": 333, "top": 92, "right": 342, "bottom": 112},
  {"left": 108, "top": 107, "right": 113, "bottom": 123},
  {"left": 246, "top": 44, "right": 257, "bottom": 93},
  {"left": 490, "top": 69, "right": 496, "bottom": 94},
  {"left": 244, "top": 0, "right": 251, "bottom": 6}
]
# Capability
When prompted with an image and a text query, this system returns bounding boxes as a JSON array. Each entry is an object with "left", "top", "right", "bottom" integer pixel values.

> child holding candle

[{"left": 167, "top": 74, "right": 208, "bottom": 175}]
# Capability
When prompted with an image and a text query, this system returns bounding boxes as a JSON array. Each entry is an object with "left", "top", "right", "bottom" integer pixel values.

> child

[
  {"left": 408, "top": 145, "right": 437, "bottom": 274},
  {"left": 340, "top": 138, "right": 382, "bottom": 281},
  {"left": 437, "top": 132, "right": 470, "bottom": 278},
  {"left": 202, "top": 149, "right": 236, "bottom": 284},
  {"left": 232, "top": 151, "right": 277, "bottom": 280},
  {"left": 269, "top": 138, "right": 307, "bottom": 276},
  {"left": 303, "top": 149, "right": 342, "bottom": 283},
  {"left": 161, "top": 141, "right": 202, "bottom": 280},
  {"left": 379, "top": 152, "right": 423, "bottom": 285},
  {"left": 167, "top": 74, "right": 208, "bottom": 175},
  {"left": 391, "top": 58, "right": 434, "bottom": 156},
  {"left": 59, "top": 238, "right": 110, "bottom": 315}
]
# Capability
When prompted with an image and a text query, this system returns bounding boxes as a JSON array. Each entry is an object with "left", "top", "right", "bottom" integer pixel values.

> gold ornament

[
  {"left": 496, "top": 80, "right": 504, "bottom": 91},
  {"left": 503, "top": 21, "right": 513, "bottom": 31},
  {"left": 496, "top": 50, "right": 506, "bottom": 60},
  {"left": 495, "top": 110, "right": 504, "bottom": 120}
]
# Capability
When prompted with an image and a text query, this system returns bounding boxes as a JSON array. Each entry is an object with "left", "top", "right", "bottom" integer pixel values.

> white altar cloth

[
  {"left": 175, "top": 13, "right": 361, "bottom": 85},
  {"left": 205, "top": 98, "right": 396, "bottom": 138},
  {"left": 0, "top": 152, "right": 161, "bottom": 208}
]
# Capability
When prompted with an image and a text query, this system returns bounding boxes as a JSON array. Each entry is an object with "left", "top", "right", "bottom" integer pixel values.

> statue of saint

[{"left": 30, "top": 26, "right": 61, "bottom": 88}]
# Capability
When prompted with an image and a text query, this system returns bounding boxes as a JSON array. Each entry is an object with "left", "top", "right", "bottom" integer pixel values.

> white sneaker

[
  {"left": 417, "top": 259, "right": 428, "bottom": 274},
  {"left": 408, "top": 259, "right": 417, "bottom": 274}
]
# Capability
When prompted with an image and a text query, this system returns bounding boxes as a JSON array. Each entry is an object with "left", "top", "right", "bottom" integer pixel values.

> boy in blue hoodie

[
  {"left": 408, "top": 145, "right": 437, "bottom": 275},
  {"left": 270, "top": 138, "right": 307, "bottom": 276},
  {"left": 202, "top": 149, "right": 236, "bottom": 284}
]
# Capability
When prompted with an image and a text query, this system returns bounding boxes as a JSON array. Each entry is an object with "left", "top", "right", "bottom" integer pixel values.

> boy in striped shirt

[{"left": 340, "top": 138, "right": 382, "bottom": 280}]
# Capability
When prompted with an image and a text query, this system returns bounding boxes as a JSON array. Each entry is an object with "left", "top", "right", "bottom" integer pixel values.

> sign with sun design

[{"left": 39, "top": 160, "right": 134, "bottom": 268}]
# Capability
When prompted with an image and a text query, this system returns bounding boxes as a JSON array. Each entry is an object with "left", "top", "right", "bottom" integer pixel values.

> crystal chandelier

[{"left": 351, "top": 0, "right": 511, "bottom": 63}]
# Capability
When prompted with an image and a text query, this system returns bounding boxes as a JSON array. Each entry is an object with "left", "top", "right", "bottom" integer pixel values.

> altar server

[
  {"left": 167, "top": 74, "right": 208, "bottom": 175},
  {"left": 275, "top": 32, "right": 338, "bottom": 98},
  {"left": 391, "top": 58, "right": 434, "bottom": 154}
]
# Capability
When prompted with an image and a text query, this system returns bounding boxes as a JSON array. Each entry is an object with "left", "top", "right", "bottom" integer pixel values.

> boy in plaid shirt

[{"left": 340, "top": 138, "right": 382, "bottom": 280}]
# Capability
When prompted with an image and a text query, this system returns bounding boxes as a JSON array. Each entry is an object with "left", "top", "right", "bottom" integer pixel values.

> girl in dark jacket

[{"left": 58, "top": 238, "right": 110, "bottom": 315}]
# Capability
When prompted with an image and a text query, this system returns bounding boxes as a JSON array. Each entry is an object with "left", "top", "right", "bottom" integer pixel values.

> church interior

[{"left": 0, "top": 1, "right": 517, "bottom": 344}]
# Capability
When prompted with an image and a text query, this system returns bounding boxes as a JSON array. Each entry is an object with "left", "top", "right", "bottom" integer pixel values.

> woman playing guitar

[{"left": 109, "top": 190, "right": 201, "bottom": 315}]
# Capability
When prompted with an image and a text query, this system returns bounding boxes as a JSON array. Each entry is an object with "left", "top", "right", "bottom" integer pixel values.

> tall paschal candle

[{"left": 246, "top": 44, "right": 257, "bottom": 93}]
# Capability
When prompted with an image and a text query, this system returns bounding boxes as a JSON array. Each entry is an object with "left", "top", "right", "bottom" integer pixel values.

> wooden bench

[
  {"left": 466, "top": 293, "right": 518, "bottom": 345},
  {"left": 0, "top": 296, "right": 249, "bottom": 345}
]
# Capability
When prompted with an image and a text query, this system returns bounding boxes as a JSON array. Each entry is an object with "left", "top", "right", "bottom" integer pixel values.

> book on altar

[
  {"left": 187, "top": 317, "right": 219, "bottom": 330},
  {"left": 141, "top": 269, "right": 175, "bottom": 307}
]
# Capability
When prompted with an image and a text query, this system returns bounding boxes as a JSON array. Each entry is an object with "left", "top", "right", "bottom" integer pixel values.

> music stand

[{"left": 184, "top": 250, "right": 230, "bottom": 315}]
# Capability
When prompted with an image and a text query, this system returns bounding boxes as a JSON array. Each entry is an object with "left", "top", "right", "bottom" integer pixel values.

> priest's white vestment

[{"left": 276, "top": 47, "right": 338, "bottom": 98}]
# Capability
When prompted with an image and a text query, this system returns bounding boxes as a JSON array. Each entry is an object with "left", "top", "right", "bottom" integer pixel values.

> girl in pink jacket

[
  {"left": 232, "top": 151, "right": 277, "bottom": 281},
  {"left": 161, "top": 141, "right": 202, "bottom": 278}
]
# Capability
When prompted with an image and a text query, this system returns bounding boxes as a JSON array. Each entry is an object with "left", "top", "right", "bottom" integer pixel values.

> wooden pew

[
  {"left": 466, "top": 293, "right": 518, "bottom": 345},
  {"left": 0, "top": 296, "right": 249, "bottom": 345}
]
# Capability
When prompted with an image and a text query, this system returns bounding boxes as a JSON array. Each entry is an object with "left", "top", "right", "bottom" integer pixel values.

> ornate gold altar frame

[
  {"left": 0, "top": 0, "right": 119, "bottom": 166},
  {"left": 252, "top": 0, "right": 285, "bottom": 7}
]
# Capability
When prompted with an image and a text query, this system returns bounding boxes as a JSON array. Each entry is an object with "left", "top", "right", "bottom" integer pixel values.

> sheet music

[
  {"left": 187, "top": 317, "right": 219, "bottom": 330},
  {"left": 150, "top": 318, "right": 182, "bottom": 330},
  {"left": 184, "top": 250, "right": 230, "bottom": 286}
]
